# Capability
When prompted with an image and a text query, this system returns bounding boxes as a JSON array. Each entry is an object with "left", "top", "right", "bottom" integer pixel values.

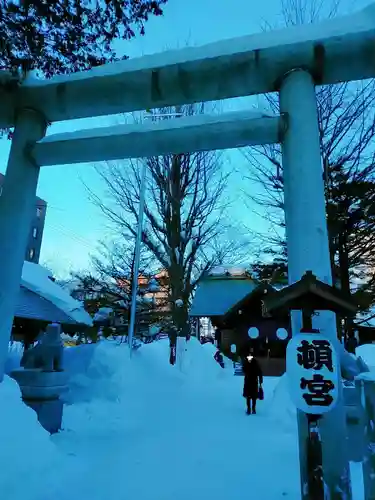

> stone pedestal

[
  {"left": 10, "top": 368, "right": 68, "bottom": 434},
  {"left": 24, "top": 399, "right": 64, "bottom": 435}
]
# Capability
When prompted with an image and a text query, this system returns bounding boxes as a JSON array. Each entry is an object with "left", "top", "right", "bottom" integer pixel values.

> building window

[
  {"left": 29, "top": 249, "right": 35, "bottom": 260},
  {"left": 36, "top": 207, "right": 42, "bottom": 218},
  {"left": 32, "top": 227, "right": 38, "bottom": 239}
]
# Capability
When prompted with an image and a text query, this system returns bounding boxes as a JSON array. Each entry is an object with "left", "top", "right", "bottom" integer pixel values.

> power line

[{"left": 47, "top": 223, "right": 94, "bottom": 250}]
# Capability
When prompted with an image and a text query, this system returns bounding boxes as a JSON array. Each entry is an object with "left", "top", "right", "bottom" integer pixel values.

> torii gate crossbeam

[
  {"left": 0, "top": 4, "right": 374, "bottom": 126},
  {"left": 32, "top": 111, "right": 285, "bottom": 166}
]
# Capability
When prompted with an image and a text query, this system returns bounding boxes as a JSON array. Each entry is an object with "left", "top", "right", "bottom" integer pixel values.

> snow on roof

[
  {"left": 28, "top": 4, "right": 374, "bottom": 87},
  {"left": 21, "top": 262, "right": 93, "bottom": 326},
  {"left": 190, "top": 277, "right": 257, "bottom": 317},
  {"left": 356, "top": 344, "right": 375, "bottom": 368},
  {"left": 15, "top": 286, "right": 83, "bottom": 324},
  {"left": 39, "top": 110, "right": 273, "bottom": 144},
  {"left": 355, "top": 308, "right": 375, "bottom": 328},
  {"left": 208, "top": 265, "right": 249, "bottom": 277}
]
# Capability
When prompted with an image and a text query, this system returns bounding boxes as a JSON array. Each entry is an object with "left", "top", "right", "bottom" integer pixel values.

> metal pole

[
  {"left": 280, "top": 69, "right": 351, "bottom": 499},
  {"left": 128, "top": 160, "right": 147, "bottom": 357},
  {"left": 0, "top": 108, "right": 47, "bottom": 381},
  {"left": 128, "top": 110, "right": 183, "bottom": 356}
]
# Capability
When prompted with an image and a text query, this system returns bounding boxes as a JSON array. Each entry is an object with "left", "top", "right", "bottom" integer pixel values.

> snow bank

[
  {"left": 65, "top": 338, "right": 229, "bottom": 405},
  {"left": 63, "top": 344, "right": 97, "bottom": 376},
  {"left": 63, "top": 343, "right": 125, "bottom": 404},
  {"left": 21, "top": 262, "right": 92, "bottom": 325},
  {"left": 182, "top": 337, "right": 232, "bottom": 380},
  {"left": 356, "top": 371, "right": 375, "bottom": 382},
  {"left": 0, "top": 376, "right": 70, "bottom": 499},
  {"left": 265, "top": 374, "right": 297, "bottom": 432},
  {"left": 62, "top": 338, "right": 231, "bottom": 431},
  {"left": 356, "top": 344, "right": 375, "bottom": 368},
  {"left": 201, "top": 340, "right": 235, "bottom": 376},
  {"left": 61, "top": 339, "right": 186, "bottom": 436},
  {"left": 351, "top": 462, "right": 365, "bottom": 500}
]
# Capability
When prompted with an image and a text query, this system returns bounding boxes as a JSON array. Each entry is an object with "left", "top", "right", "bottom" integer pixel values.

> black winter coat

[{"left": 242, "top": 357, "right": 263, "bottom": 398}]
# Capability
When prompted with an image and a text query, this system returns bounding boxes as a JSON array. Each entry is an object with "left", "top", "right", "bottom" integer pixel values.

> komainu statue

[{"left": 21, "top": 323, "right": 64, "bottom": 372}]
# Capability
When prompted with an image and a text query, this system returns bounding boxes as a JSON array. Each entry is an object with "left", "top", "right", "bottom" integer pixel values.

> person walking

[
  {"left": 242, "top": 349, "right": 263, "bottom": 415},
  {"left": 214, "top": 349, "right": 225, "bottom": 368}
]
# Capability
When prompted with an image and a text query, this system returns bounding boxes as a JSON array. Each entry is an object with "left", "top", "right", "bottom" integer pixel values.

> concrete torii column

[
  {"left": 280, "top": 69, "right": 351, "bottom": 499},
  {"left": 0, "top": 108, "right": 47, "bottom": 381}
]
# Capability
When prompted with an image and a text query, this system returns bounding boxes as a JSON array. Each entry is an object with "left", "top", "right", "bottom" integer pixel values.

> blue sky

[{"left": 0, "top": 0, "right": 369, "bottom": 277}]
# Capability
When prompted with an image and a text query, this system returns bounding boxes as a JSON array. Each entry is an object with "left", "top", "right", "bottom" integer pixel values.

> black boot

[{"left": 246, "top": 398, "right": 251, "bottom": 415}]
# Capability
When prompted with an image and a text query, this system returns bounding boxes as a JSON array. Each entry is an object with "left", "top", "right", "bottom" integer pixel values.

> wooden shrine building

[{"left": 190, "top": 268, "right": 291, "bottom": 376}]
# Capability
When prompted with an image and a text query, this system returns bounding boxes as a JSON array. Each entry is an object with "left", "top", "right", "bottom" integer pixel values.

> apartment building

[{"left": 0, "top": 173, "right": 47, "bottom": 264}]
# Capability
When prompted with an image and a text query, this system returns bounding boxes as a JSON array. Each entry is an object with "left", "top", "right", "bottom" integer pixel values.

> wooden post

[
  {"left": 307, "top": 414, "right": 324, "bottom": 499},
  {"left": 361, "top": 378, "right": 375, "bottom": 500}
]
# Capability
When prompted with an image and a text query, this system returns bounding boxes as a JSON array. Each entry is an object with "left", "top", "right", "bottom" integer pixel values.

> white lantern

[
  {"left": 286, "top": 333, "right": 339, "bottom": 415},
  {"left": 248, "top": 327, "right": 259, "bottom": 339},
  {"left": 230, "top": 344, "right": 237, "bottom": 354},
  {"left": 276, "top": 328, "right": 289, "bottom": 340}
]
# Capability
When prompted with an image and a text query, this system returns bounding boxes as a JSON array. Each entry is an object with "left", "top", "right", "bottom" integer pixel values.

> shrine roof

[
  {"left": 15, "top": 286, "right": 81, "bottom": 324},
  {"left": 21, "top": 261, "right": 92, "bottom": 326},
  {"left": 189, "top": 276, "right": 258, "bottom": 317}
]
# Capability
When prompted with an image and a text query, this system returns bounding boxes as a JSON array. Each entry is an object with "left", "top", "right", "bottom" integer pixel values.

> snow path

[{"left": 54, "top": 373, "right": 300, "bottom": 500}]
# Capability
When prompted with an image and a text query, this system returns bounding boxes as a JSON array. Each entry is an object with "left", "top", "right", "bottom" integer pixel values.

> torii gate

[{"left": 0, "top": 4, "right": 374, "bottom": 498}]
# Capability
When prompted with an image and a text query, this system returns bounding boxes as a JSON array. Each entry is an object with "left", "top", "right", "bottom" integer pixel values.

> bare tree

[
  {"left": 72, "top": 240, "right": 161, "bottom": 326},
  {"left": 87, "top": 104, "right": 251, "bottom": 364},
  {"left": 243, "top": 0, "right": 375, "bottom": 321}
]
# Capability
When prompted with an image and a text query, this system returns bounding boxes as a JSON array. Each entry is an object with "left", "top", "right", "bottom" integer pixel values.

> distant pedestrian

[
  {"left": 345, "top": 332, "right": 358, "bottom": 354},
  {"left": 214, "top": 349, "right": 225, "bottom": 368},
  {"left": 242, "top": 350, "right": 263, "bottom": 415}
]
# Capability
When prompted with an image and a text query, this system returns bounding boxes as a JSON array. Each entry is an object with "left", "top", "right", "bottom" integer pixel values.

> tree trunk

[
  {"left": 338, "top": 233, "right": 350, "bottom": 296},
  {"left": 338, "top": 231, "right": 353, "bottom": 344},
  {"left": 167, "top": 155, "right": 191, "bottom": 367},
  {"left": 124, "top": 246, "right": 137, "bottom": 342},
  {"left": 169, "top": 328, "right": 177, "bottom": 365}
]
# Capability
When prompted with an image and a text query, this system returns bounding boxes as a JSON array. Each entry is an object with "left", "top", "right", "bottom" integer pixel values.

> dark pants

[{"left": 246, "top": 396, "right": 257, "bottom": 413}]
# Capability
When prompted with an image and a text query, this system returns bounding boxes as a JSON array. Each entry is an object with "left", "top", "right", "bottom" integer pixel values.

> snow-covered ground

[{"left": 2, "top": 337, "right": 364, "bottom": 500}]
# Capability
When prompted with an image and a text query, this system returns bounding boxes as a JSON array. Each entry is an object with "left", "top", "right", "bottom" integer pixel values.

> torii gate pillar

[
  {"left": 280, "top": 68, "right": 351, "bottom": 499},
  {"left": 0, "top": 108, "right": 47, "bottom": 381}
]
